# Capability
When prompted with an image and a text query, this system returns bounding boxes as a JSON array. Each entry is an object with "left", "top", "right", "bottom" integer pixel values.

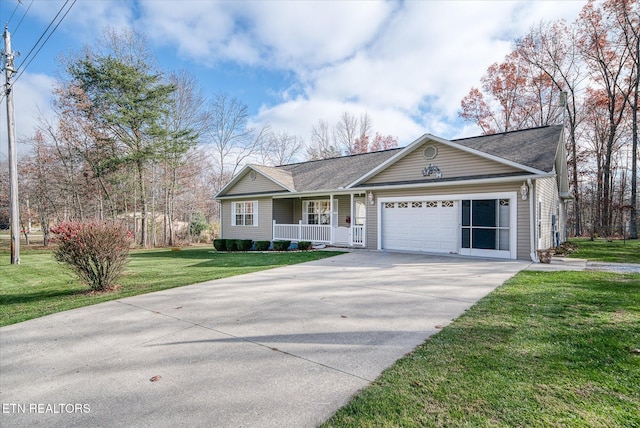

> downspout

[{"left": 528, "top": 179, "right": 539, "bottom": 263}]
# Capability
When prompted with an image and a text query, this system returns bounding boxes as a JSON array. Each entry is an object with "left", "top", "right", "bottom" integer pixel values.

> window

[
  {"left": 232, "top": 201, "right": 257, "bottom": 226},
  {"left": 461, "top": 199, "right": 510, "bottom": 251},
  {"left": 304, "top": 200, "right": 332, "bottom": 225}
]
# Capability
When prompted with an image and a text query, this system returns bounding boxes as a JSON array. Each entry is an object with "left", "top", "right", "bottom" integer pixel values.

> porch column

[
  {"left": 349, "top": 193, "right": 354, "bottom": 246},
  {"left": 329, "top": 193, "right": 334, "bottom": 244}
]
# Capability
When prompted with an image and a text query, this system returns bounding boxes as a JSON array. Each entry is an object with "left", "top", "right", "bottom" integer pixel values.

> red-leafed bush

[{"left": 51, "top": 221, "right": 133, "bottom": 292}]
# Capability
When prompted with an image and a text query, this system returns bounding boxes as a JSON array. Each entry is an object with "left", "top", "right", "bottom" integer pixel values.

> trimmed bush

[
  {"left": 226, "top": 239, "right": 238, "bottom": 252},
  {"left": 50, "top": 221, "right": 133, "bottom": 292},
  {"left": 254, "top": 240, "right": 271, "bottom": 251},
  {"left": 272, "top": 240, "right": 291, "bottom": 251},
  {"left": 213, "top": 239, "right": 227, "bottom": 251},
  {"left": 236, "top": 239, "right": 253, "bottom": 251},
  {"left": 297, "top": 241, "right": 312, "bottom": 251}
]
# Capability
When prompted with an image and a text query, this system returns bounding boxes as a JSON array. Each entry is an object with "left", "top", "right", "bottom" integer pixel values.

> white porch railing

[
  {"left": 351, "top": 225, "right": 365, "bottom": 246},
  {"left": 273, "top": 220, "right": 365, "bottom": 246}
]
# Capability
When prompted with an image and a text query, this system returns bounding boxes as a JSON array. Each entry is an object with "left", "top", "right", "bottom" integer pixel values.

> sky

[{"left": 0, "top": 0, "right": 588, "bottom": 161}]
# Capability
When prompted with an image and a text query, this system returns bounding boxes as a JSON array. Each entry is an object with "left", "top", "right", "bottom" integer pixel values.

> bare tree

[
  {"left": 160, "top": 70, "right": 206, "bottom": 245},
  {"left": 517, "top": 20, "right": 588, "bottom": 236},
  {"left": 306, "top": 119, "right": 341, "bottom": 160},
  {"left": 207, "top": 92, "right": 269, "bottom": 192},
  {"left": 577, "top": 0, "right": 633, "bottom": 235},
  {"left": 334, "top": 111, "right": 360, "bottom": 155},
  {"left": 260, "top": 131, "right": 304, "bottom": 166}
]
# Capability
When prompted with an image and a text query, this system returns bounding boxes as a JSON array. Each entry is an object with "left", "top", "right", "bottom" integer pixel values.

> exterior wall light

[
  {"left": 520, "top": 182, "right": 529, "bottom": 200},
  {"left": 367, "top": 191, "right": 375, "bottom": 205}
]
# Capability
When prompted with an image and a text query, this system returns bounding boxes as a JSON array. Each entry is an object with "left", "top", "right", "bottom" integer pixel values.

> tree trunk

[{"left": 137, "top": 159, "right": 148, "bottom": 248}]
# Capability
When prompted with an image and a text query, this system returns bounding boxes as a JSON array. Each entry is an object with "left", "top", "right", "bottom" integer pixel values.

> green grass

[
  {"left": 0, "top": 247, "right": 343, "bottom": 327},
  {"left": 567, "top": 238, "right": 640, "bottom": 264},
  {"left": 323, "top": 270, "right": 640, "bottom": 427}
]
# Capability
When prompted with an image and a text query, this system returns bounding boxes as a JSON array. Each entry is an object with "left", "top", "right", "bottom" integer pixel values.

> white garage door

[{"left": 381, "top": 200, "right": 458, "bottom": 253}]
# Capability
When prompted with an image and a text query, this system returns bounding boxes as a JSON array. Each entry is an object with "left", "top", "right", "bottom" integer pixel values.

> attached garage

[
  {"left": 379, "top": 192, "right": 518, "bottom": 259},
  {"left": 380, "top": 198, "right": 458, "bottom": 253},
  {"left": 216, "top": 126, "right": 568, "bottom": 263}
]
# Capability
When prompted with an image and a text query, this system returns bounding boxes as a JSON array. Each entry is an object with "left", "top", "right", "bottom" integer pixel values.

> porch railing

[
  {"left": 273, "top": 220, "right": 365, "bottom": 246},
  {"left": 351, "top": 225, "right": 365, "bottom": 246}
]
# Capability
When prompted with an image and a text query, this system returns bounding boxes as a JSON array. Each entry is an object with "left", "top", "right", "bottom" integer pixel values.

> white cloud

[
  {"left": 139, "top": 0, "right": 395, "bottom": 70},
  {"left": 252, "top": 1, "right": 586, "bottom": 144},
  {"left": 0, "top": 73, "right": 55, "bottom": 158},
  {"left": 1, "top": 0, "right": 588, "bottom": 161}
]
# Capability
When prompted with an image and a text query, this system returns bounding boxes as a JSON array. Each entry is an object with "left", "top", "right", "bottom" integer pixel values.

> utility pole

[{"left": 3, "top": 25, "right": 19, "bottom": 264}]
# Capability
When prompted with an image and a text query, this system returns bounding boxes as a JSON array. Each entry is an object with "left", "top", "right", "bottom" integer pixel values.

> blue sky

[{"left": 1, "top": 0, "right": 587, "bottom": 160}]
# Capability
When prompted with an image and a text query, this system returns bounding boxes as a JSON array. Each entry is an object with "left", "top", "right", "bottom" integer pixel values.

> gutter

[{"left": 528, "top": 178, "right": 539, "bottom": 263}]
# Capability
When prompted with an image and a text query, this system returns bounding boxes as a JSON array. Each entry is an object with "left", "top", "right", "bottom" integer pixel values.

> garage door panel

[{"left": 382, "top": 201, "right": 458, "bottom": 253}]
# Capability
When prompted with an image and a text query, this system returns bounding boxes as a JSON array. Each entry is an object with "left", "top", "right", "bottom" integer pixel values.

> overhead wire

[
  {"left": 1, "top": 0, "right": 76, "bottom": 104},
  {"left": 14, "top": 0, "right": 74, "bottom": 79},
  {"left": 12, "top": 0, "right": 35, "bottom": 37},
  {"left": 4, "top": 1, "right": 21, "bottom": 27}
]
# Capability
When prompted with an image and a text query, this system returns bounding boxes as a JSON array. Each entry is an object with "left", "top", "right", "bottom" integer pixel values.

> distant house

[{"left": 214, "top": 126, "right": 570, "bottom": 261}]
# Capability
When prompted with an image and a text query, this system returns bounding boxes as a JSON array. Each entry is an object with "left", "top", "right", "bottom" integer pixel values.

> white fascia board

[
  {"left": 347, "top": 133, "right": 547, "bottom": 189},
  {"left": 251, "top": 165, "right": 296, "bottom": 192},
  {"left": 346, "top": 133, "right": 431, "bottom": 188},
  {"left": 214, "top": 165, "right": 295, "bottom": 199},
  {"left": 356, "top": 173, "right": 553, "bottom": 192},
  {"left": 440, "top": 137, "right": 547, "bottom": 175},
  {"left": 214, "top": 165, "right": 254, "bottom": 199}
]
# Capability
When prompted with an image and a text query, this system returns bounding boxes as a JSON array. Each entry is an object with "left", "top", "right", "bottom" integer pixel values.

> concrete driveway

[{"left": 1, "top": 251, "right": 528, "bottom": 427}]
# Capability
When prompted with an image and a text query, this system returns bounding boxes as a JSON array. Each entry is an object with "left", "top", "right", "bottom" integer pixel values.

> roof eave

[
  {"left": 347, "top": 132, "right": 548, "bottom": 189},
  {"left": 213, "top": 165, "right": 295, "bottom": 199}
]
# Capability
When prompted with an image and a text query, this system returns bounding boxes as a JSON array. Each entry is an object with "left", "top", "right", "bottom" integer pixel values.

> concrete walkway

[
  {"left": 524, "top": 256, "right": 640, "bottom": 273},
  {"left": 1, "top": 252, "right": 528, "bottom": 427}
]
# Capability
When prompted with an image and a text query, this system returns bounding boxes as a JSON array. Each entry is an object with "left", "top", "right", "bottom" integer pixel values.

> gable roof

[
  {"left": 215, "top": 125, "right": 563, "bottom": 198},
  {"left": 452, "top": 125, "right": 562, "bottom": 173}
]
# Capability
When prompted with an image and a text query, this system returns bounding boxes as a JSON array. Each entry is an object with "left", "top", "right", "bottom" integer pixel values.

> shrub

[
  {"left": 236, "top": 239, "right": 253, "bottom": 251},
  {"left": 297, "top": 241, "right": 312, "bottom": 251},
  {"left": 272, "top": 240, "right": 291, "bottom": 251},
  {"left": 213, "top": 239, "right": 227, "bottom": 251},
  {"left": 50, "top": 221, "right": 133, "bottom": 292},
  {"left": 254, "top": 240, "right": 271, "bottom": 251},
  {"left": 226, "top": 239, "right": 238, "bottom": 252},
  {"left": 189, "top": 212, "right": 209, "bottom": 238}
]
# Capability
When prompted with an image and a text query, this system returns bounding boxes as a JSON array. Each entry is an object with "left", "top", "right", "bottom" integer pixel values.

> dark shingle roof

[
  {"left": 452, "top": 125, "right": 562, "bottom": 173},
  {"left": 251, "top": 125, "right": 562, "bottom": 193},
  {"left": 276, "top": 149, "right": 401, "bottom": 192}
]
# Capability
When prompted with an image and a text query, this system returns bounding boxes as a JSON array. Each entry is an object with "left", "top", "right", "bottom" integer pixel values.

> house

[{"left": 214, "top": 125, "right": 571, "bottom": 262}]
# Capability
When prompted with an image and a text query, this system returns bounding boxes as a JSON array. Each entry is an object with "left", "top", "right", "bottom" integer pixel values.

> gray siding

[
  {"left": 535, "top": 177, "right": 561, "bottom": 251},
  {"left": 365, "top": 141, "right": 521, "bottom": 185},
  {"left": 221, "top": 198, "right": 274, "bottom": 241},
  {"left": 273, "top": 199, "right": 294, "bottom": 224},
  {"left": 365, "top": 182, "right": 532, "bottom": 260},
  {"left": 224, "top": 171, "right": 285, "bottom": 196}
]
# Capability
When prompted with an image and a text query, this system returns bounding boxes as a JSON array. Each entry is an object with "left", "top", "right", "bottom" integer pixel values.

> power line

[
  {"left": 14, "top": 0, "right": 75, "bottom": 79},
  {"left": 13, "top": 0, "right": 35, "bottom": 37},
  {"left": 5, "top": 1, "right": 21, "bottom": 26}
]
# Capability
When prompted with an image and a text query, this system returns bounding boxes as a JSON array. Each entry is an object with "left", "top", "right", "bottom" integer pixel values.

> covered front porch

[{"left": 271, "top": 192, "right": 369, "bottom": 247}]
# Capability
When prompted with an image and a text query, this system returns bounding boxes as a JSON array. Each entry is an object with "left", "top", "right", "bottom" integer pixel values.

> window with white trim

[
  {"left": 303, "top": 200, "right": 336, "bottom": 225},
  {"left": 232, "top": 201, "right": 257, "bottom": 226}
]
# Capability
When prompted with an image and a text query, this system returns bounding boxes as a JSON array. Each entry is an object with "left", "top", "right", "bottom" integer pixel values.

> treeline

[
  {"left": 459, "top": 0, "right": 638, "bottom": 239},
  {"left": 0, "top": 28, "right": 397, "bottom": 247}
]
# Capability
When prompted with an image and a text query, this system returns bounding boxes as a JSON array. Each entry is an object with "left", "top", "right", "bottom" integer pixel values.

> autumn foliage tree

[{"left": 460, "top": 0, "right": 639, "bottom": 238}]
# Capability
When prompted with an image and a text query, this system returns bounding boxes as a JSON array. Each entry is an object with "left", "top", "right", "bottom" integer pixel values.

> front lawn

[
  {"left": 0, "top": 247, "right": 342, "bottom": 327},
  {"left": 323, "top": 270, "right": 640, "bottom": 427},
  {"left": 566, "top": 238, "right": 640, "bottom": 264}
]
